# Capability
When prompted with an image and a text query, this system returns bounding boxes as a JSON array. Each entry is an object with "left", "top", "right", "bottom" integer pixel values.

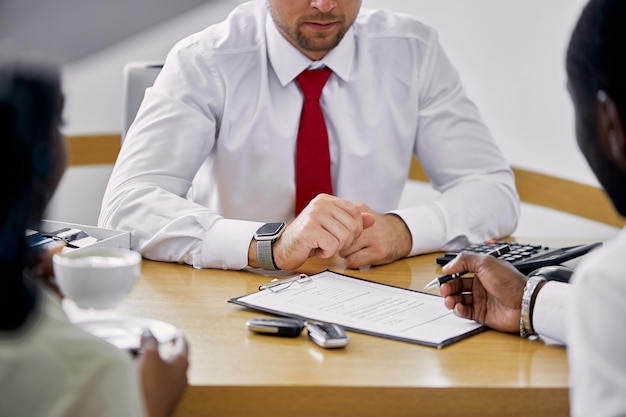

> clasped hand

[{"left": 272, "top": 194, "right": 412, "bottom": 270}]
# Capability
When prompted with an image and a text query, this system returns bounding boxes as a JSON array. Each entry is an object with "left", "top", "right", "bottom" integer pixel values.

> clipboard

[{"left": 228, "top": 269, "right": 486, "bottom": 348}]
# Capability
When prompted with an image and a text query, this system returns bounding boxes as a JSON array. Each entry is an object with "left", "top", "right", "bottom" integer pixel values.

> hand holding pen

[
  {"left": 436, "top": 244, "right": 529, "bottom": 334},
  {"left": 423, "top": 244, "right": 511, "bottom": 290}
]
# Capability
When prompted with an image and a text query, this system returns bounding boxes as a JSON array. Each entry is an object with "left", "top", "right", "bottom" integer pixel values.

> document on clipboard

[{"left": 227, "top": 270, "right": 485, "bottom": 348}]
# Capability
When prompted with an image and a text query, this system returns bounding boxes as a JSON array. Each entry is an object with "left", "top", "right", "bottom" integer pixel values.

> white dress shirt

[
  {"left": 99, "top": 0, "right": 519, "bottom": 269},
  {"left": 567, "top": 228, "right": 626, "bottom": 417},
  {"left": 0, "top": 286, "right": 145, "bottom": 417},
  {"left": 529, "top": 229, "right": 626, "bottom": 416},
  {"left": 533, "top": 279, "right": 571, "bottom": 344}
]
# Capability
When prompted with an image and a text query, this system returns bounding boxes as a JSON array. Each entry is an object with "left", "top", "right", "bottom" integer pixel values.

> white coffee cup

[{"left": 53, "top": 247, "right": 141, "bottom": 309}]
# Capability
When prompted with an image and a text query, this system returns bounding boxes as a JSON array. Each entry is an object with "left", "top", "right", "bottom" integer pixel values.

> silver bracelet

[{"left": 520, "top": 276, "right": 546, "bottom": 338}]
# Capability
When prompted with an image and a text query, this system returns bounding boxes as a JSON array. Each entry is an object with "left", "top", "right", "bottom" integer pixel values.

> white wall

[{"left": 50, "top": 0, "right": 614, "bottom": 238}]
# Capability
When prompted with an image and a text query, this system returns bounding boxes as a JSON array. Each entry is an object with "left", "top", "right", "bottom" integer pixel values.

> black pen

[{"left": 423, "top": 244, "right": 511, "bottom": 290}]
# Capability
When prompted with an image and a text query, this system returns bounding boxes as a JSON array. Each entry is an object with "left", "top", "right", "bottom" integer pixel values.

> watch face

[{"left": 256, "top": 222, "right": 285, "bottom": 238}]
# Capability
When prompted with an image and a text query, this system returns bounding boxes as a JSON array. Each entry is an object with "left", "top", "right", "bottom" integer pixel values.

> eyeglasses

[{"left": 259, "top": 274, "right": 313, "bottom": 293}]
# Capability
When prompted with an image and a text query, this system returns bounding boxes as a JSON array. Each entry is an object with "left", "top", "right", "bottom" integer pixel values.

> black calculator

[{"left": 435, "top": 241, "right": 602, "bottom": 274}]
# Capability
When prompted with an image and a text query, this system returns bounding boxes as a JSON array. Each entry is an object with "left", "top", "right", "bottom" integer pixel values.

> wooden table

[{"left": 114, "top": 239, "right": 576, "bottom": 417}]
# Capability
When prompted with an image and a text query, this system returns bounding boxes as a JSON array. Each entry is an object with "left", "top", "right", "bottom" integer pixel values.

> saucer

[{"left": 74, "top": 316, "right": 179, "bottom": 351}]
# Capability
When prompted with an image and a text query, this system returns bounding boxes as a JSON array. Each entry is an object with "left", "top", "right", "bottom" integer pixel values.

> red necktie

[{"left": 295, "top": 68, "right": 333, "bottom": 215}]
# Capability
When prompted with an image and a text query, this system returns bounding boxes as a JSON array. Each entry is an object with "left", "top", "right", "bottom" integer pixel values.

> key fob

[
  {"left": 305, "top": 321, "right": 348, "bottom": 348},
  {"left": 246, "top": 317, "right": 304, "bottom": 337}
]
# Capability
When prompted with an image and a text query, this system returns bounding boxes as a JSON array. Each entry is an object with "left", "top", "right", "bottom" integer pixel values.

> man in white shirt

[
  {"left": 438, "top": 1, "right": 626, "bottom": 414},
  {"left": 99, "top": 0, "right": 519, "bottom": 271}
]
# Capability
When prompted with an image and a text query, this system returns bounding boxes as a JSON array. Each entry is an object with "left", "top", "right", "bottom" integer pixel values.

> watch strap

[
  {"left": 257, "top": 239, "right": 279, "bottom": 270},
  {"left": 520, "top": 276, "right": 546, "bottom": 338}
]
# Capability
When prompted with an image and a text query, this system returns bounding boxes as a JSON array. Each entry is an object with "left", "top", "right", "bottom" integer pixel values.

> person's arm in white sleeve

[
  {"left": 568, "top": 239, "right": 626, "bottom": 417},
  {"left": 532, "top": 280, "right": 571, "bottom": 344},
  {"left": 392, "top": 30, "right": 519, "bottom": 255},
  {"left": 98, "top": 41, "right": 260, "bottom": 270}
]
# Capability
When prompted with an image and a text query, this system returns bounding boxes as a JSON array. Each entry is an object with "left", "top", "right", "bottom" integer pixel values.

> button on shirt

[{"left": 99, "top": 0, "right": 519, "bottom": 269}]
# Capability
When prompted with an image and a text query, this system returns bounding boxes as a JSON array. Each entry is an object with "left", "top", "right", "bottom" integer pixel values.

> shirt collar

[{"left": 266, "top": 12, "right": 354, "bottom": 86}]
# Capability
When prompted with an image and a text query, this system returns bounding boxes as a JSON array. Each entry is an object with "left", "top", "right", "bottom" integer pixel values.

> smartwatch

[{"left": 255, "top": 222, "right": 285, "bottom": 270}]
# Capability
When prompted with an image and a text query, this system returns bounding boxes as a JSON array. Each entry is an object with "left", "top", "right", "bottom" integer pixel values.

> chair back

[{"left": 122, "top": 61, "right": 163, "bottom": 141}]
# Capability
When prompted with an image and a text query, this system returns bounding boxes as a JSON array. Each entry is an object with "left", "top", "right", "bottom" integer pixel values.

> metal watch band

[
  {"left": 257, "top": 239, "right": 279, "bottom": 270},
  {"left": 520, "top": 276, "right": 546, "bottom": 338}
]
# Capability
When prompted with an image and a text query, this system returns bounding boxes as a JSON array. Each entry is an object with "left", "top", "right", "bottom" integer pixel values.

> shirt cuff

[
  {"left": 389, "top": 203, "right": 446, "bottom": 256},
  {"left": 533, "top": 280, "right": 571, "bottom": 345},
  {"left": 198, "top": 218, "right": 263, "bottom": 270}
]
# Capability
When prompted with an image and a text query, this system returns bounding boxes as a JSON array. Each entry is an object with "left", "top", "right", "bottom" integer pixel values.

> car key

[
  {"left": 305, "top": 321, "right": 348, "bottom": 348},
  {"left": 246, "top": 317, "right": 304, "bottom": 337}
]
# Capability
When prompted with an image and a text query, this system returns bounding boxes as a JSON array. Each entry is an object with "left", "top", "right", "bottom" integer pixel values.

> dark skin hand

[{"left": 438, "top": 252, "right": 529, "bottom": 333}]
